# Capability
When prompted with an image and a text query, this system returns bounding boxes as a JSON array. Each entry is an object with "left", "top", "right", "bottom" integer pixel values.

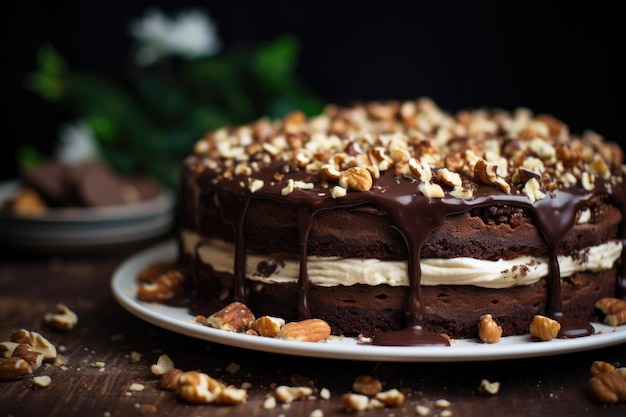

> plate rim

[
  {"left": 111, "top": 240, "right": 626, "bottom": 362},
  {"left": 0, "top": 179, "right": 175, "bottom": 224}
]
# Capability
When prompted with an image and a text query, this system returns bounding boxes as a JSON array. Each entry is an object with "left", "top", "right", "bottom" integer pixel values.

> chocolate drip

[
  {"left": 531, "top": 190, "right": 594, "bottom": 337},
  {"left": 295, "top": 206, "right": 314, "bottom": 318},
  {"left": 371, "top": 185, "right": 451, "bottom": 346},
  {"left": 607, "top": 179, "right": 626, "bottom": 300},
  {"left": 618, "top": 274, "right": 626, "bottom": 300},
  {"left": 215, "top": 188, "right": 250, "bottom": 302}
]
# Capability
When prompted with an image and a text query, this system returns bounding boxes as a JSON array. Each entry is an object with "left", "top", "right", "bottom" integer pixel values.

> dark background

[{"left": 1, "top": 0, "right": 625, "bottom": 181}]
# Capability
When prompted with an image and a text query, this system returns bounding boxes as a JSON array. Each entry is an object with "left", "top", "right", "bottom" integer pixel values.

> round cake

[{"left": 176, "top": 98, "right": 626, "bottom": 345}]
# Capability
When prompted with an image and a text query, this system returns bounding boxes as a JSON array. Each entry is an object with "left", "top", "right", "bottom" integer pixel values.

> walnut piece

[
  {"left": 588, "top": 370, "right": 626, "bottom": 404},
  {"left": 150, "top": 354, "right": 174, "bottom": 376},
  {"left": 420, "top": 182, "right": 445, "bottom": 198},
  {"left": 591, "top": 360, "right": 616, "bottom": 376},
  {"left": 44, "top": 303, "right": 78, "bottom": 331},
  {"left": 251, "top": 316, "right": 285, "bottom": 338},
  {"left": 128, "top": 382, "right": 145, "bottom": 392},
  {"left": 331, "top": 185, "right": 347, "bottom": 198},
  {"left": 478, "top": 314, "right": 503, "bottom": 344},
  {"left": 217, "top": 385, "right": 248, "bottom": 405},
  {"left": 0, "top": 341, "right": 19, "bottom": 358},
  {"left": 13, "top": 343, "right": 44, "bottom": 371},
  {"left": 137, "top": 270, "right": 185, "bottom": 302},
  {"left": 522, "top": 177, "right": 546, "bottom": 204},
  {"left": 321, "top": 164, "right": 342, "bottom": 181},
  {"left": 477, "top": 379, "right": 500, "bottom": 395},
  {"left": 177, "top": 371, "right": 225, "bottom": 404},
  {"left": 263, "top": 395, "right": 277, "bottom": 409},
  {"left": 437, "top": 168, "right": 462, "bottom": 188},
  {"left": 352, "top": 375, "right": 382, "bottom": 396},
  {"left": 137, "top": 261, "right": 179, "bottom": 282},
  {"left": 274, "top": 385, "right": 313, "bottom": 403},
  {"left": 279, "top": 319, "right": 331, "bottom": 342},
  {"left": 11, "top": 329, "right": 57, "bottom": 359},
  {"left": 205, "top": 302, "right": 255, "bottom": 332},
  {"left": 529, "top": 315, "right": 560, "bottom": 341},
  {"left": 595, "top": 297, "right": 626, "bottom": 326},
  {"left": 375, "top": 389, "right": 405, "bottom": 407},
  {"left": 160, "top": 368, "right": 183, "bottom": 391},
  {"left": 342, "top": 393, "right": 371, "bottom": 412},
  {"left": 0, "top": 357, "right": 32, "bottom": 381},
  {"left": 474, "top": 159, "right": 498, "bottom": 185},
  {"left": 416, "top": 405, "right": 431, "bottom": 416},
  {"left": 32, "top": 375, "right": 52, "bottom": 388},
  {"left": 9, "top": 188, "right": 47, "bottom": 216},
  {"left": 339, "top": 167, "right": 373, "bottom": 192}
]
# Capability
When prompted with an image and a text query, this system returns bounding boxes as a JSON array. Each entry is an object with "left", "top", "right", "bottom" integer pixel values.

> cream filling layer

[{"left": 181, "top": 231, "right": 622, "bottom": 289}]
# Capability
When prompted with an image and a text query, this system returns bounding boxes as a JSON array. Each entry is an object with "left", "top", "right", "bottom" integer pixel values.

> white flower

[
  {"left": 129, "top": 8, "right": 221, "bottom": 66},
  {"left": 56, "top": 120, "right": 100, "bottom": 165}
]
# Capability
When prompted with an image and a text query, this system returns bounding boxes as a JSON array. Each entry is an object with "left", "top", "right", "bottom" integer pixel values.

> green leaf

[
  {"left": 16, "top": 145, "right": 45, "bottom": 168},
  {"left": 64, "top": 72, "right": 161, "bottom": 147},
  {"left": 24, "top": 44, "right": 68, "bottom": 102},
  {"left": 38, "top": 44, "right": 66, "bottom": 76},
  {"left": 252, "top": 36, "right": 298, "bottom": 86},
  {"left": 185, "top": 56, "right": 257, "bottom": 122},
  {"left": 137, "top": 69, "right": 189, "bottom": 119},
  {"left": 189, "top": 106, "right": 232, "bottom": 135},
  {"left": 87, "top": 114, "right": 118, "bottom": 143},
  {"left": 25, "top": 72, "right": 65, "bottom": 102}
]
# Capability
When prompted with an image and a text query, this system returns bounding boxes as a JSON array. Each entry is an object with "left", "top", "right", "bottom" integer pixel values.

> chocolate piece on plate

[
  {"left": 125, "top": 177, "right": 162, "bottom": 202},
  {"left": 20, "top": 161, "right": 68, "bottom": 206},
  {"left": 71, "top": 163, "right": 127, "bottom": 207}
]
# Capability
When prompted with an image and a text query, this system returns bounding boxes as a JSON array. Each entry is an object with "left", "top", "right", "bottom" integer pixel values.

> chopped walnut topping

[
  {"left": 522, "top": 178, "right": 546, "bottom": 204},
  {"left": 331, "top": 186, "right": 347, "bottom": 199},
  {"left": 420, "top": 183, "right": 445, "bottom": 198},
  {"left": 189, "top": 98, "right": 624, "bottom": 203},
  {"left": 248, "top": 178, "right": 264, "bottom": 193}
]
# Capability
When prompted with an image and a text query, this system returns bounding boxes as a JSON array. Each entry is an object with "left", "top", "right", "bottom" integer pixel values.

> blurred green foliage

[{"left": 24, "top": 36, "right": 324, "bottom": 189}]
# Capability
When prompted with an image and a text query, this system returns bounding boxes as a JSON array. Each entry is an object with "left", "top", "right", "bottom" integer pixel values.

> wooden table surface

[{"left": 1, "top": 236, "right": 625, "bottom": 417}]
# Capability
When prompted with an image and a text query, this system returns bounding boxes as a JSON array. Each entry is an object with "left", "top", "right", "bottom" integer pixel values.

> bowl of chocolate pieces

[{"left": 0, "top": 160, "right": 175, "bottom": 250}]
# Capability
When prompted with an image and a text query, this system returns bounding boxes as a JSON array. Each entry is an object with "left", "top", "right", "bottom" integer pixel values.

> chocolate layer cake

[{"left": 177, "top": 98, "right": 626, "bottom": 345}]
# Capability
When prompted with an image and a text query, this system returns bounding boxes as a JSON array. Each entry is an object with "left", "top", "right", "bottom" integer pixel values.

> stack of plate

[{"left": 0, "top": 180, "right": 176, "bottom": 251}]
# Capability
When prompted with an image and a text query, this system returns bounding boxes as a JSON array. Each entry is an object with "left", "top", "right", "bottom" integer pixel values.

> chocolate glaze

[
  {"left": 185, "top": 159, "right": 625, "bottom": 346},
  {"left": 618, "top": 272, "right": 626, "bottom": 300},
  {"left": 216, "top": 188, "right": 250, "bottom": 302},
  {"left": 607, "top": 179, "right": 626, "bottom": 300}
]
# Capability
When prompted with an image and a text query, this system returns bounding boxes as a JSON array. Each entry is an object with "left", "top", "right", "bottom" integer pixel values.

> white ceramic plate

[
  {"left": 111, "top": 240, "right": 626, "bottom": 362},
  {"left": 0, "top": 180, "right": 174, "bottom": 223},
  {"left": 0, "top": 180, "right": 175, "bottom": 249}
]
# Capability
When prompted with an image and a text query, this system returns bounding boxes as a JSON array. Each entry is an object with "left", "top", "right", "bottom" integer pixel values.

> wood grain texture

[{"left": 1, "top": 241, "right": 625, "bottom": 417}]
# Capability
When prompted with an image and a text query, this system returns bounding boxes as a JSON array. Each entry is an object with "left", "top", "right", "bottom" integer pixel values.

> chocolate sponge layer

[
  {"left": 233, "top": 269, "right": 616, "bottom": 338},
  {"left": 191, "top": 195, "right": 621, "bottom": 261}
]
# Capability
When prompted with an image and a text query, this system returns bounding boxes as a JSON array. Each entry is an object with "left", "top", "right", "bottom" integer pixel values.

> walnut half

[
  {"left": 529, "top": 315, "right": 560, "bottom": 341},
  {"left": 478, "top": 314, "right": 502, "bottom": 344},
  {"left": 278, "top": 319, "right": 331, "bottom": 342},
  {"left": 588, "top": 369, "right": 626, "bottom": 404},
  {"left": 595, "top": 297, "right": 626, "bottom": 327}
]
